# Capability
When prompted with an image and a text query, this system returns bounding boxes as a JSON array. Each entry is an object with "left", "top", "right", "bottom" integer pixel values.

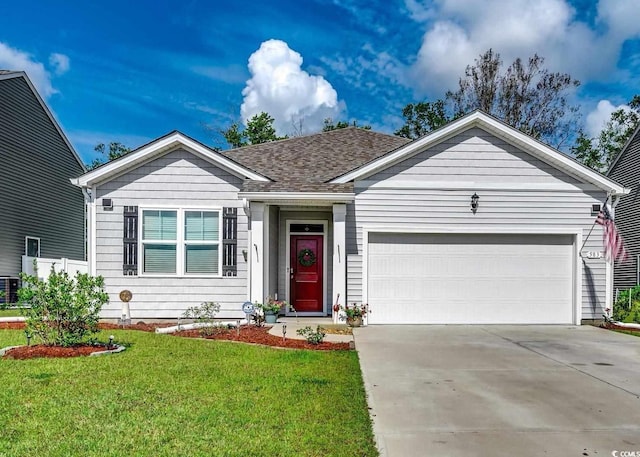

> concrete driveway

[{"left": 354, "top": 325, "right": 640, "bottom": 457}]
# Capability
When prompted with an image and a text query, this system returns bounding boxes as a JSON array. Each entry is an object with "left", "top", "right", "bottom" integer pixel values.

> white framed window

[
  {"left": 142, "top": 210, "right": 177, "bottom": 274},
  {"left": 25, "top": 236, "right": 40, "bottom": 257},
  {"left": 140, "top": 208, "right": 221, "bottom": 276}
]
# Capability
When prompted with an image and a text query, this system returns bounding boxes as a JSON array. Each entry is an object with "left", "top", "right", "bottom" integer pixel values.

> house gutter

[{"left": 238, "top": 192, "right": 354, "bottom": 203}]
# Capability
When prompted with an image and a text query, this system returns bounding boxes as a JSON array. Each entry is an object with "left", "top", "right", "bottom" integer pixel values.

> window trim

[
  {"left": 25, "top": 236, "right": 41, "bottom": 257},
  {"left": 139, "top": 207, "right": 223, "bottom": 277}
]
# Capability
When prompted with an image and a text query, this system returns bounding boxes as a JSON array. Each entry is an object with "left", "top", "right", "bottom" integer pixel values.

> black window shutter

[
  {"left": 123, "top": 206, "right": 138, "bottom": 275},
  {"left": 222, "top": 207, "right": 237, "bottom": 277}
]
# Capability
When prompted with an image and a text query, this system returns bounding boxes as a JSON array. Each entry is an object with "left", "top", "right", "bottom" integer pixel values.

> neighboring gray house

[
  {"left": 607, "top": 124, "right": 640, "bottom": 291},
  {"left": 0, "top": 71, "right": 86, "bottom": 301},
  {"left": 73, "top": 111, "right": 627, "bottom": 324}
]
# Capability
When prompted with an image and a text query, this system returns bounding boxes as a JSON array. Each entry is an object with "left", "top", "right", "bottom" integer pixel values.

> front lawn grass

[
  {"left": 0, "top": 330, "right": 377, "bottom": 457},
  {"left": 0, "top": 308, "right": 22, "bottom": 318}
]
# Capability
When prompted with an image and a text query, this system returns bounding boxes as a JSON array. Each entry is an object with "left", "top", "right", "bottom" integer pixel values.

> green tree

[
  {"left": 89, "top": 142, "right": 131, "bottom": 169},
  {"left": 322, "top": 118, "right": 372, "bottom": 131},
  {"left": 394, "top": 99, "right": 452, "bottom": 139},
  {"left": 446, "top": 49, "right": 581, "bottom": 148},
  {"left": 221, "top": 112, "right": 287, "bottom": 148},
  {"left": 573, "top": 96, "right": 640, "bottom": 172}
]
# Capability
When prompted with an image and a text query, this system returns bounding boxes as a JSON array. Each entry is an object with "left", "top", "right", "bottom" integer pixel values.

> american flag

[{"left": 595, "top": 204, "right": 627, "bottom": 263}]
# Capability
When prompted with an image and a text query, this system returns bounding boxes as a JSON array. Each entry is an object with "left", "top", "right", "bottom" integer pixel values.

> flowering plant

[
  {"left": 339, "top": 303, "right": 367, "bottom": 319},
  {"left": 259, "top": 296, "right": 288, "bottom": 314}
]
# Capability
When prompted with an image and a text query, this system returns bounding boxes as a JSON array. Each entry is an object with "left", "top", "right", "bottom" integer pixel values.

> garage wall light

[{"left": 471, "top": 193, "right": 479, "bottom": 213}]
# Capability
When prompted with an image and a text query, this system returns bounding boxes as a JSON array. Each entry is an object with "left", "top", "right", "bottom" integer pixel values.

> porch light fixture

[
  {"left": 471, "top": 193, "right": 479, "bottom": 213},
  {"left": 242, "top": 249, "right": 248, "bottom": 262}
]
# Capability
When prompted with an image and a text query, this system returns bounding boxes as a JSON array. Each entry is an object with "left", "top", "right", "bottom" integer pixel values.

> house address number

[{"left": 581, "top": 251, "right": 604, "bottom": 259}]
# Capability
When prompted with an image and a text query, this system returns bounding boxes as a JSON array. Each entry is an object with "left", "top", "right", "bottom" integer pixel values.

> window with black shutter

[
  {"left": 123, "top": 206, "right": 138, "bottom": 275},
  {"left": 222, "top": 207, "right": 237, "bottom": 276}
]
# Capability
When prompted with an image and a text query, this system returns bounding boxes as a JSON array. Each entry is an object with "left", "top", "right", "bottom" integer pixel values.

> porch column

[
  {"left": 250, "top": 202, "right": 265, "bottom": 304},
  {"left": 333, "top": 203, "right": 347, "bottom": 323}
]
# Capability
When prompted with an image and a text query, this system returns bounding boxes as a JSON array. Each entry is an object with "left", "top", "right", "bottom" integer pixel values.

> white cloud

[
  {"left": 585, "top": 100, "right": 631, "bottom": 137},
  {"left": 405, "top": 0, "right": 640, "bottom": 97},
  {"left": 240, "top": 39, "right": 344, "bottom": 135},
  {"left": 49, "top": 53, "right": 70, "bottom": 75},
  {"left": 0, "top": 42, "right": 56, "bottom": 98}
]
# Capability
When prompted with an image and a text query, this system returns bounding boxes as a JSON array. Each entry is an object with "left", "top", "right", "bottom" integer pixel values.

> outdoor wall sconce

[
  {"left": 242, "top": 249, "right": 248, "bottom": 262},
  {"left": 471, "top": 193, "right": 479, "bottom": 213}
]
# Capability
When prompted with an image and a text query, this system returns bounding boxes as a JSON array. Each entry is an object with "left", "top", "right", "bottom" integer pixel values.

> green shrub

[
  {"left": 296, "top": 326, "right": 326, "bottom": 345},
  {"left": 613, "top": 286, "right": 640, "bottom": 323},
  {"left": 182, "top": 301, "right": 221, "bottom": 336},
  {"left": 17, "top": 269, "right": 109, "bottom": 347}
]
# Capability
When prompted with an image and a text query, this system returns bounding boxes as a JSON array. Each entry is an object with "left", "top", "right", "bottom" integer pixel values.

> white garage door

[{"left": 367, "top": 233, "right": 575, "bottom": 324}]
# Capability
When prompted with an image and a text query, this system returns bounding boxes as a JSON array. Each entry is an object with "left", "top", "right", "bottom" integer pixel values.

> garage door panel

[{"left": 367, "top": 233, "right": 574, "bottom": 324}]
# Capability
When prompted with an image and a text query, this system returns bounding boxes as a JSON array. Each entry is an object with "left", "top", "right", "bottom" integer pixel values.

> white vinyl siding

[
  {"left": 95, "top": 149, "right": 247, "bottom": 319},
  {"left": 347, "top": 127, "right": 609, "bottom": 321}
]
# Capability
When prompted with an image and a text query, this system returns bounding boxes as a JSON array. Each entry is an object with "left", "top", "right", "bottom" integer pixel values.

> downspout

[{"left": 81, "top": 187, "right": 91, "bottom": 266}]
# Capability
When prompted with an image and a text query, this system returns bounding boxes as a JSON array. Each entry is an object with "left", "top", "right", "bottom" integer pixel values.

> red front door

[{"left": 290, "top": 235, "right": 323, "bottom": 312}]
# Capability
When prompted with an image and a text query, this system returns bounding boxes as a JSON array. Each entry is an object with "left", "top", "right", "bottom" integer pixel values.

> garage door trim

[{"left": 362, "top": 226, "right": 583, "bottom": 325}]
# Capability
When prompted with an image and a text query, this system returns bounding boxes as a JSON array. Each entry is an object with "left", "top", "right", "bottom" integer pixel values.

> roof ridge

[{"left": 221, "top": 126, "right": 401, "bottom": 155}]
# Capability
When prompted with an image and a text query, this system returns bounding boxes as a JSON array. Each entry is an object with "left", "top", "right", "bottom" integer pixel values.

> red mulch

[
  {"left": 0, "top": 322, "right": 171, "bottom": 332},
  {"left": 1, "top": 322, "right": 351, "bottom": 358},
  {"left": 0, "top": 322, "right": 25, "bottom": 330},
  {"left": 3, "top": 344, "right": 111, "bottom": 360},
  {"left": 603, "top": 322, "right": 640, "bottom": 334},
  {"left": 174, "top": 325, "right": 352, "bottom": 351},
  {"left": 99, "top": 322, "right": 174, "bottom": 332}
]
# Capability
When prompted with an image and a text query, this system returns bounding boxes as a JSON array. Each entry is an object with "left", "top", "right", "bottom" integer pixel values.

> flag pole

[{"left": 579, "top": 193, "right": 611, "bottom": 253}]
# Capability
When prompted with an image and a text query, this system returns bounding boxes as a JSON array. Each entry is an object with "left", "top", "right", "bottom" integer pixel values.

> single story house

[{"left": 72, "top": 111, "right": 627, "bottom": 324}]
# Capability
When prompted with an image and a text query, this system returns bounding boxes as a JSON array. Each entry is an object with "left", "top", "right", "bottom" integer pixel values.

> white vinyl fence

[{"left": 22, "top": 256, "right": 88, "bottom": 281}]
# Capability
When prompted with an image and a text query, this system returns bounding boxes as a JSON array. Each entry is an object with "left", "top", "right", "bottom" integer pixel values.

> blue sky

[{"left": 1, "top": 0, "right": 639, "bottom": 164}]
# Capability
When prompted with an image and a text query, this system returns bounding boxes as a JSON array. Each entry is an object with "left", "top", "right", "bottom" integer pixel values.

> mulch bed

[
  {"left": 602, "top": 322, "right": 640, "bottom": 334},
  {"left": 99, "top": 322, "right": 174, "bottom": 332},
  {"left": 1, "top": 322, "right": 351, "bottom": 358},
  {"left": 3, "top": 344, "right": 112, "bottom": 360},
  {"left": 0, "top": 322, "right": 25, "bottom": 330},
  {"left": 173, "top": 325, "right": 352, "bottom": 351}
]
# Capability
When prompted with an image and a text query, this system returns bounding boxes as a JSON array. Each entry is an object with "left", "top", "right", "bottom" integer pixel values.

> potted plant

[
  {"left": 340, "top": 303, "right": 367, "bottom": 327},
  {"left": 258, "top": 297, "right": 288, "bottom": 324}
]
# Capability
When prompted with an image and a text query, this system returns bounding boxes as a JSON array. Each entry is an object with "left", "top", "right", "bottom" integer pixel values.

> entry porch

[{"left": 246, "top": 199, "right": 348, "bottom": 322}]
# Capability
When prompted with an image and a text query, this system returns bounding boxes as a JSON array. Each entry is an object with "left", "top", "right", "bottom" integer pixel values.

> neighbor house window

[
  {"left": 141, "top": 209, "right": 221, "bottom": 276},
  {"left": 184, "top": 211, "right": 220, "bottom": 274},
  {"left": 142, "top": 210, "right": 177, "bottom": 274},
  {"left": 25, "top": 236, "right": 40, "bottom": 257}
]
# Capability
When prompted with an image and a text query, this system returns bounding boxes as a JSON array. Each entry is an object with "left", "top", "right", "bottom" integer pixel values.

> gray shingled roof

[{"left": 222, "top": 127, "right": 410, "bottom": 193}]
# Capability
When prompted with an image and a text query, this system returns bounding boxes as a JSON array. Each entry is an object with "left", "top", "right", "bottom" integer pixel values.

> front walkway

[
  {"left": 268, "top": 317, "right": 354, "bottom": 343},
  {"left": 354, "top": 325, "right": 640, "bottom": 457}
]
